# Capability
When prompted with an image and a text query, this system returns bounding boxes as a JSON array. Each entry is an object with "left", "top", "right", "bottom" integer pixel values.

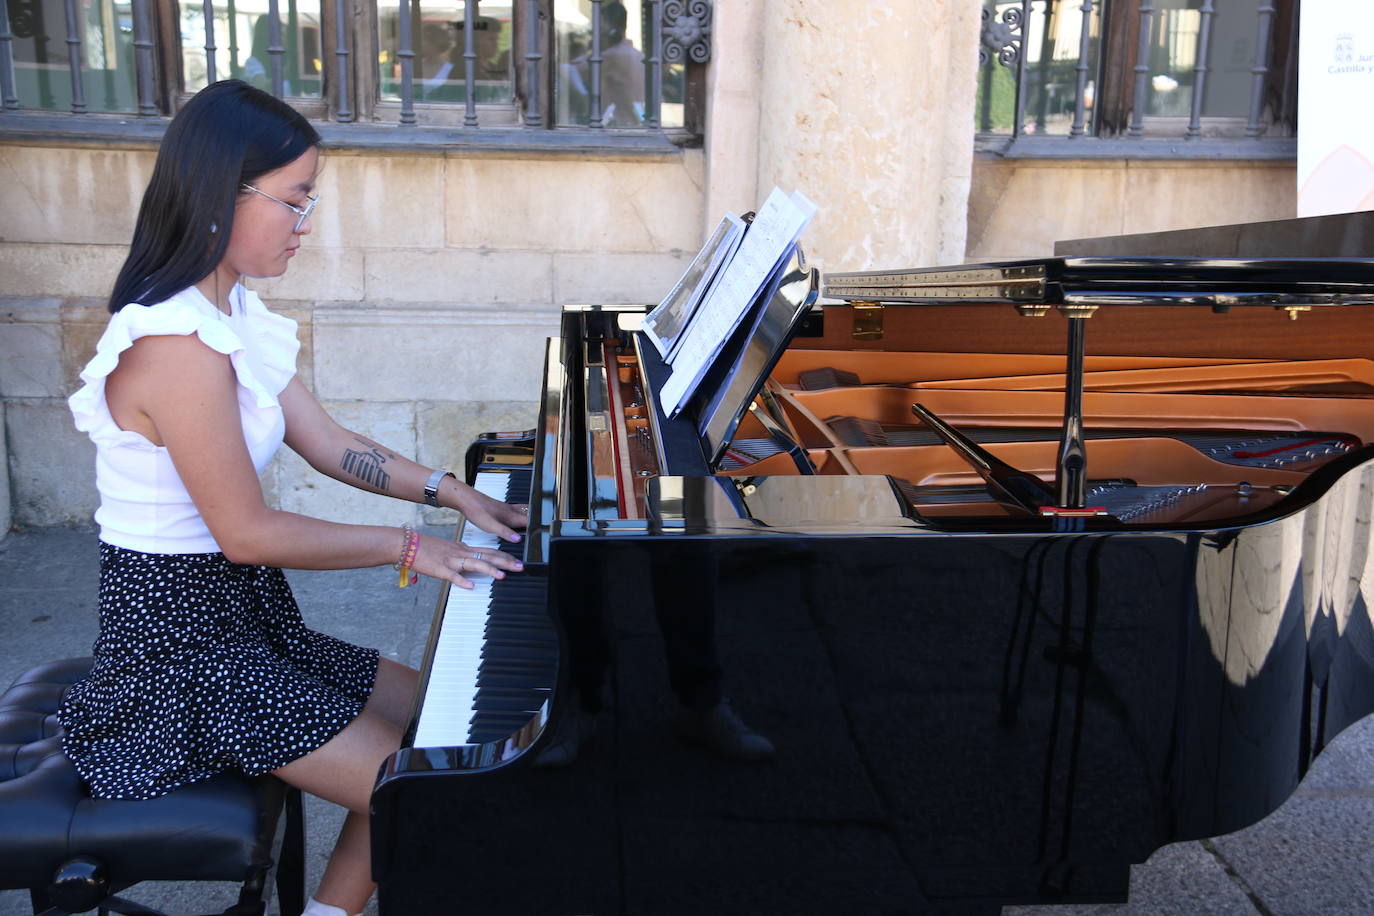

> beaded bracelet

[{"left": 395, "top": 525, "right": 420, "bottom": 588}]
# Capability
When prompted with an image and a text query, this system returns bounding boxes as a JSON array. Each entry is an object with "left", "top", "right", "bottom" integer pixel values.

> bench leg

[{"left": 274, "top": 788, "right": 306, "bottom": 916}]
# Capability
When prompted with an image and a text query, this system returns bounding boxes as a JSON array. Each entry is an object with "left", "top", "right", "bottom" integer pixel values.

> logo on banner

[
  {"left": 1329, "top": 32, "right": 1369, "bottom": 73},
  {"left": 1299, "top": 6, "right": 1374, "bottom": 217}
]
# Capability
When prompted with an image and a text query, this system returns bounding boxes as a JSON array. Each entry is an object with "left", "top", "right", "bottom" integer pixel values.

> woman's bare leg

[
  {"left": 312, "top": 811, "right": 372, "bottom": 913},
  {"left": 365, "top": 657, "right": 419, "bottom": 730},
  {"left": 272, "top": 660, "right": 416, "bottom": 913},
  {"left": 274, "top": 711, "right": 398, "bottom": 911}
]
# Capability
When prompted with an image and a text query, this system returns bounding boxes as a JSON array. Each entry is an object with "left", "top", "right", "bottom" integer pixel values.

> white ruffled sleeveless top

[{"left": 68, "top": 285, "right": 299, "bottom": 554}]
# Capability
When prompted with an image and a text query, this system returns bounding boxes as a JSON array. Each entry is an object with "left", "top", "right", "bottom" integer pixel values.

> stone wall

[{"left": 967, "top": 156, "right": 1298, "bottom": 261}]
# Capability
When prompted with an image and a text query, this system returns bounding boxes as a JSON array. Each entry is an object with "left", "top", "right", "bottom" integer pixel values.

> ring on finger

[
  {"left": 459, "top": 557, "right": 466, "bottom": 572},
  {"left": 474, "top": 551, "right": 482, "bottom": 562}
]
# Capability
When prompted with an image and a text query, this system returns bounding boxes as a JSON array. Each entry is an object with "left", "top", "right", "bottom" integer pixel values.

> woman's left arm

[{"left": 279, "top": 377, "right": 527, "bottom": 542}]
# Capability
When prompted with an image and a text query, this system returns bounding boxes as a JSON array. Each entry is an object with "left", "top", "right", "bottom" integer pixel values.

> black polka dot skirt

[{"left": 57, "top": 542, "right": 380, "bottom": 800}]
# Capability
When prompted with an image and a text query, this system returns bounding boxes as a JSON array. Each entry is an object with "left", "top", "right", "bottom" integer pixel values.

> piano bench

[{"left": 0, "top": 658, "right": 305, "bottom": 916}]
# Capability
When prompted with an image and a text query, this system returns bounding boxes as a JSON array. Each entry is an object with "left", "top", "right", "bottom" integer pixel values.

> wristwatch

[{"left": 423, "top": 469, "right": 456, "bottom": 507}]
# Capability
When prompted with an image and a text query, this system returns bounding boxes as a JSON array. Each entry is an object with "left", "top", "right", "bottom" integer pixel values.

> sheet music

[
  {"left": 660, "top": 188, "right": 816, "bottom": 417},
  {"left": 643, "top": 213, "right": 747, "bottom": 359}
]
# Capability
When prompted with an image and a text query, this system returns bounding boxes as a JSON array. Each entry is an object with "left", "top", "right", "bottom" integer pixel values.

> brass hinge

[{"left": 852, "top": 301, "right": 884, "bottom": 340}]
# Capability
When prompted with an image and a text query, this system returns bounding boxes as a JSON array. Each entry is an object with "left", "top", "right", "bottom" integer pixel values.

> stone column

[
  {"left": 703, "top": 0, "right": 767, "bottom": 234},
  {"left": 752, "top": 0, "right": 980, "bottom": 272}
]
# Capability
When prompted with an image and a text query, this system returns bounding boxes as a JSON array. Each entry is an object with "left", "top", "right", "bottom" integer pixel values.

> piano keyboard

[{"left": 410, "top": 468, "right": 555, "bottom": 749}]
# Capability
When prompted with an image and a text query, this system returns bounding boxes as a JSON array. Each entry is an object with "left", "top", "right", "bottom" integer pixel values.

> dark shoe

[
  {"left": 532, "top": 707, "right": 596, "bottom": 768},
  {"left": 672, "top": 698, "right": 775, "bottom": 761}
]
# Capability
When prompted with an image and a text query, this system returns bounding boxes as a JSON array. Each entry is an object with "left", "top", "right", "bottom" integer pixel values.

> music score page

[{"left": 660, "top": 188, "right": 816, "bottom": 417}]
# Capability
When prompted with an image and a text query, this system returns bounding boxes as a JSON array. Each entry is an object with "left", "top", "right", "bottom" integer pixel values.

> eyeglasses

[{"left": 240, "top": 183, "right": 320, "bottom": 232}]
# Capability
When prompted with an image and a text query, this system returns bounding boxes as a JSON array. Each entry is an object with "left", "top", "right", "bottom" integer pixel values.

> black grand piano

[{"left": 371, "top": 214, "right": 1374, "bottom": 914}]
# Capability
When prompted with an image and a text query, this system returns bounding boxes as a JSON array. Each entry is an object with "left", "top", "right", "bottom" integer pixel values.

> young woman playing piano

[{"left": 58, "top": 80, "right": 527, "bottom": 916}]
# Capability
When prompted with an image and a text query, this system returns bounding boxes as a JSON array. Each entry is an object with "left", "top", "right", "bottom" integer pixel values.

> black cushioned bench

[{"left": 0, "top": 658, "right": 304, "bottom": 916}]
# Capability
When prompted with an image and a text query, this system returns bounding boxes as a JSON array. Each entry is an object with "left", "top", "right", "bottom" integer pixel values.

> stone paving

[{"left": 2, "top": 526, "right": 1371, "bottom": 916}]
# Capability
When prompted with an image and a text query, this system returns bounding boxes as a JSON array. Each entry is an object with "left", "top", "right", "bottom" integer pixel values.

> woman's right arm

[{"left": 119, "top": 334, "right": 509, "bottom": 589}]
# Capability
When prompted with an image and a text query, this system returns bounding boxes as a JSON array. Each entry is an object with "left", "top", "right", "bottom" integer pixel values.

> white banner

[{"left": 1298, "top": 0, "right": 1374, "bottom": 217}]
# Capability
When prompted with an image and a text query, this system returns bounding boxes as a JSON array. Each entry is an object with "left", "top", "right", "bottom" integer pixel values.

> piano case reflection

[{"left": 371, "top": 213, "right": 1374, "bottom": 915}]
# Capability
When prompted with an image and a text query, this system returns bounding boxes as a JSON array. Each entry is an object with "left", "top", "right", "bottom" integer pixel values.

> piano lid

[{"left": 823, "top": 256, "right": 1374, "bottom": 313}]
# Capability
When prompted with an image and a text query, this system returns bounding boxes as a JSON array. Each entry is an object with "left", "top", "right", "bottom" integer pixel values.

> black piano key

[
  {"left": 483, "top": 639, "right": 557, "bottom": 653},
  {"left": 493, "top": 639, "right": 557, "bottom": 651},
  {"left": 481, "top": 627, "right": 557, "bottom": 642},
  {"left": 470, "top": 711, "right": 540, "bottom": 728},
  {"left": 475, "top": 674, "right": 545, "bottom": 689},
  {"left": 481, "top": 646, "right": 552, "bottom": 665},
  {"left": 476, "top": 665, "right": 552, "bottom": 682},
  {"left": 473, "top": 686, "right": 551, "bottom": 701},
  {"left": 477, "top": 657, "right": 551, "bottom": 672},
  {"left": 482, "top": 638, "right": 555, "bottom": 651},
  {"left": 471, "top": 702, "right": 544, "bottom": 716},
  {"left": 483, "top": 625, "right": 554, "bottom": 639},
  {"left": 481, "top": 644, "right": 558, "bottom": 660},
  {"left": 490, "top": 588, "right": 546, "bottom": 598},
  {"left": 475, "top": 671, "right": 550, "bottom": 689},
  {"left": 469, "top": 711, "right": 540, "bottom": 730}
]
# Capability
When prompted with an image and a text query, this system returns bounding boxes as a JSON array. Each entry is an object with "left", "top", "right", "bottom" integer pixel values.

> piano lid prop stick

[{"left": 1056, "top": 316, "right": 1089, "bottom": 510}]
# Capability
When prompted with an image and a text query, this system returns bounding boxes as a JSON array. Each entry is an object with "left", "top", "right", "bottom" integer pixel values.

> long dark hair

[{"left": 107, "top": 80, "right": 320, "bottom": 313}]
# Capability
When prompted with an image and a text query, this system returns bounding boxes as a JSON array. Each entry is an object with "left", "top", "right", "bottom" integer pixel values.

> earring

[{"left": 210, "top": 222, "right": 218, "bottom": 234}]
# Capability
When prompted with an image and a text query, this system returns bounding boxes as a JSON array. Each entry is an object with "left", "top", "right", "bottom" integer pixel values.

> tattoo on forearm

[
  {"left": 352, "top": 437, "right": 400, "bottom": 460},
  {"left": 341, "top": 440, "right": 392, "bottom": 491}
]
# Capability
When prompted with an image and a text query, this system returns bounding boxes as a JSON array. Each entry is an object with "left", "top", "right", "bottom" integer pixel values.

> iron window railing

[
  {"left": 977, "top": 0, "right": 1298, "bottom": 157},
  {"left": 0, "top": 0, "right": 711, "bottom": 140}
]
